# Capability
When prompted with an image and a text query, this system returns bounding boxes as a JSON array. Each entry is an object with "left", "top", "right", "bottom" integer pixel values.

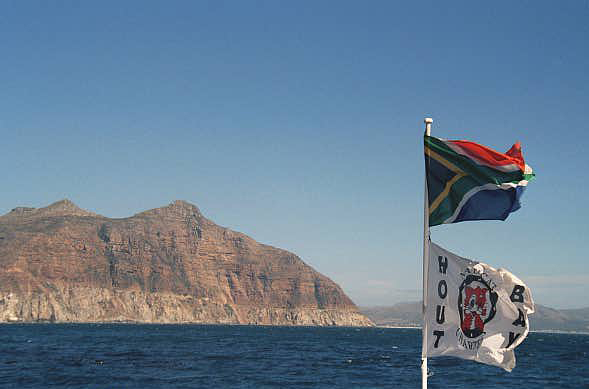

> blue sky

[{"left": 1, "top": 1, "right": 588, "bottom": 308}]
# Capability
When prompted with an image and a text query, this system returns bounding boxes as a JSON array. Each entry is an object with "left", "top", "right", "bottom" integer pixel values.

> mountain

[
  {"left": 360, "top": 303, "right": 589, "bottom": 332},
  {"left": 0, "top": 199, "right": 372, "bottom": 326},
  {"left": 531, "top": 305, "right": 589, "bottom": 332},
  {"left": 360, "top": 302, "right": 422, "bottom": 327}
]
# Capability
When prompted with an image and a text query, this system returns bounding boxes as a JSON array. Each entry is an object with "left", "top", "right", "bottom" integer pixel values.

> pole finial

[{"left": 424, "top": 118, "right": 433, "bottom": 136}]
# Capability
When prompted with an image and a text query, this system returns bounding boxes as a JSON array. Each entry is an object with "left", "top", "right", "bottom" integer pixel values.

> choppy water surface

[{"left": 0, "top": 324, "right": 587, "bottom": 388}]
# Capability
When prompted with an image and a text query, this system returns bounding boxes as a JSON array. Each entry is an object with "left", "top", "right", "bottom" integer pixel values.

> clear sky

[{"left": 1, "top": 1, "right": 587, "bottom": 309}]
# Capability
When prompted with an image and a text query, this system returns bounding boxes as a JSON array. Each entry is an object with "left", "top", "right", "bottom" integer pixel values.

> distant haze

[{"left": 360, "top": 303, "right": 589, "bottom": 333}]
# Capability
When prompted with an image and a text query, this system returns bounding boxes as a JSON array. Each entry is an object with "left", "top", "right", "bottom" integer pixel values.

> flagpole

[{"left": 421, "top": 117, "right": 433, "bottom": 389}]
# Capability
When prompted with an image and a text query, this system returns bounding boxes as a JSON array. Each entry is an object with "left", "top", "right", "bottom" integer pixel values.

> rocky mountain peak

[
  {"left": 135, "top": 200, "right": 203, "bottom": 220},
  {"left": 44, "top": 199, "right": 80, "bottom": 210},
  {"left": 5, "top": 207, "right": 36, "bottom": 217},
  {"left": 1, "top": 199, "right": 98, "bottom": 220},
  {"left": 33, "top": 199, "right": 98, "bottom": 218},
  {"left": 168, "top": 200, "right": 201, "bottom": 212}
]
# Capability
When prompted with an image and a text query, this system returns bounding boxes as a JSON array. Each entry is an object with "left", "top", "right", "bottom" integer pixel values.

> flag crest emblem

[{"left": 458, "top": 274, "right": 498, "bottom": 338}]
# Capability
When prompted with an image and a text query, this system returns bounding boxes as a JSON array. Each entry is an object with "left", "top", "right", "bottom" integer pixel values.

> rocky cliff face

[{"left": 0, "top": 200, "right": 372, "bottom": 326}]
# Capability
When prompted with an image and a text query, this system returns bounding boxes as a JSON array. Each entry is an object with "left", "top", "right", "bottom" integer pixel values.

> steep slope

[{"left": 0, "top": 200, "right": 372, "bottom": 326}]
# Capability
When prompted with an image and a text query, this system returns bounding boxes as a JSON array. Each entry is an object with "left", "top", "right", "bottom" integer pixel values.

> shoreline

[{"left": 1, "top": 321, "right": 587, "bottom": 334}]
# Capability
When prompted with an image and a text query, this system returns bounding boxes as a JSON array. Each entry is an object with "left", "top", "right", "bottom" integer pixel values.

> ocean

[{"left": 0, "top": 324, "right": 587, "bottom": 388}]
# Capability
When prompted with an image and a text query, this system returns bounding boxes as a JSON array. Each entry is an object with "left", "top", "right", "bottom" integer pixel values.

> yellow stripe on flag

[{"left": 425, "top": 146, "right": 466, "bottom": 215}]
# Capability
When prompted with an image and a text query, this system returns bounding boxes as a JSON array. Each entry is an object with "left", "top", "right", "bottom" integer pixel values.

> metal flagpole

[{"left": 421, "top": 118, "right": 433, "bottom": 389}]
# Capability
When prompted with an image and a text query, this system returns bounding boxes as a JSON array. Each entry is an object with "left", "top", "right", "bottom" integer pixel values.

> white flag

[{"left": 425, "top": 242, "right": 534, "bottom": 371}]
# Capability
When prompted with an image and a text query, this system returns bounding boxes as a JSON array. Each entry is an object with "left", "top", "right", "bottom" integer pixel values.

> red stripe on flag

[{"left": 448, "top": 139, "right": 526, "bottom": 172}]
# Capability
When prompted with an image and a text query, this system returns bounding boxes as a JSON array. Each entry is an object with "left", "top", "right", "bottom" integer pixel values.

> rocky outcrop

[{"left": 0, "top": 199, "right": 372, "bottom": 326}]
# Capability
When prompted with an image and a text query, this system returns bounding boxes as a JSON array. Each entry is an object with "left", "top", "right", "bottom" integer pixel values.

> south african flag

[{"left": 424, "top": 135, "right": 534, "bottom": 227}]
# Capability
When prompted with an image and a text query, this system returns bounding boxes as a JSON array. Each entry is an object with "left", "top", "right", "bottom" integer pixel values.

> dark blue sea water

[{"left": 0, "top": 325, "right": 587, "bottom": 389}]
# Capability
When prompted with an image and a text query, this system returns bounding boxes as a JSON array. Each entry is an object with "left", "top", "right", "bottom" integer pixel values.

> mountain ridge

[
  {"left": 360, "top": 302, "right": 589, "bottom": 332},
  {"left": 0, "top": 199, "right": 372, "bottom": 326}
]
